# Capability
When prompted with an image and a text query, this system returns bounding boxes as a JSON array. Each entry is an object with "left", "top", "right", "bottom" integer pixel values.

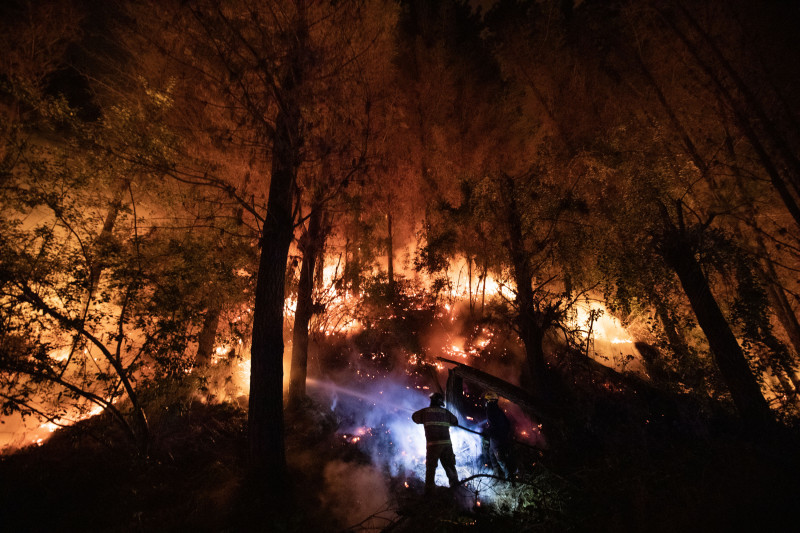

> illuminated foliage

[{"left": 2, "top": 7, "right": 800, "bottom": 531}]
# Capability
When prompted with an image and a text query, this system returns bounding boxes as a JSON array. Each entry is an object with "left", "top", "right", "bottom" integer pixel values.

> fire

[
  {"left": 573, "top": 302, "right": 642, "bottom": 373},
  {"left": 475, "top": 337, "right": 490, "bottom": 348},
  {"left": 42, "top": 422, "right": 60, "bottom": 433},
  {"left": 49, "top": 348, "right": 71, "bottom": 362},
  {"left": 285, "top": 296, "right": 298, "bottom": 316},
  {"left": 437, "top": 258, "right": 516, "bottom": 302},
  {"left": 611, "top": 337, "right": 633, "bottom": 344},
  {"left": 22, "top": 402, "right": 109, "bottom": 448},
  {"left": 443, "top": 339, "right": 481, "bottom": 360}
]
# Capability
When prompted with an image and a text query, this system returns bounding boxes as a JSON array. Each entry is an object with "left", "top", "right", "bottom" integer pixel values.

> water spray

[
  {"left": 307, "top": 378, "right": 416, "bottom": 414},
  {"left": 308, "top": 378, "right": 481, "bottom": 435}
]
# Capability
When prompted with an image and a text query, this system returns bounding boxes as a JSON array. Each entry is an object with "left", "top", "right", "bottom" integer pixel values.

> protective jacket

[{"left": 412, "top": 406, "right": 458, "bottom": 446}]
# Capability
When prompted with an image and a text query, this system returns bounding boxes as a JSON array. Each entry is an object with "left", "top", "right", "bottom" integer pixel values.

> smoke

[
  {"left": 309, "top": 378, "right": 485, "bottom": 484},
  {"left": 307, "top": 366, "right": 558, "bottom": 530},
  {"left": 320, "top": 460, "right": 394, "bottom": 528}
]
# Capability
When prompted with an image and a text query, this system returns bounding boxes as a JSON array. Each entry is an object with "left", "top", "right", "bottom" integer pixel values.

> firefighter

[
  {"left": 412, "top": 392, "right": 460, "bottom": 492},
  {"left": 483, "top": 391, "right": 515, "bottom": 478}
]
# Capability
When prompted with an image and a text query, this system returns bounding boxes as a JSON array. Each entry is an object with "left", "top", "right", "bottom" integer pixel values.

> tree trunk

[
  {"left": 754, "top": 231, "right": 800, "bottom": 368},
  {"left": 726, "top": 135, "right": 800, "bottom": 389},
  {"left": 386, "top": 210, "right": 394, "bottom": 296},
  {"left": 634, "top": 52, "right": 707, "bottom": 176},
  {"left": 661, "top": 9, "right": 800, "bottom": 229},
  {"left": 653, "top": 298, "right": 690, "bottom": 359},
  {"left": 747, "top": 232, "right": 800, "bottom": 394},
  {"left": 674, "top": 3, "right": 800, "bottom": 195},
  {"left": 89, "top": 185, "right": 127, "bottom": 292},
  {"left": 195, "top": 307, "right": 221, "bottom": 366},
  {"left": 288, "top": 204, "right": 323, "bottom": 409},
  {"left": 652, "top": 295, "right": 704, "bottom": 390},
  {"left": 249, "top": 145, "right": 294, "bottom": 488},
  {"left": 519, "top": 316, "right": 549, "bottom": 398},
  {"left": 248, "top": 5, "right": 307, "bottom": 491},
  {"left": 467, "top": 254, "right": 474, "bottom": 316},
  {"left": 763, "top": 265, "right": 800, "bottom": 367},
  {"left": 60, "top": 181, "right": 129, "bottom": 379},
  {"left": 501, "top": 174, "right": 549, "bottom": 398},
  {"left": 481, "top": 261, "right": 487, "bottom": 314},
  {"left": 344, "top": 236, "right": 351, "bottom": 290},
  {"left": 661, "top": 237, "right": 773, "bottom": 428}
]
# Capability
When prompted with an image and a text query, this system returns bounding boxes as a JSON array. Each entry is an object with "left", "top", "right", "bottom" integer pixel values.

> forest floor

[{"left": 1, "top": 395, "right": 799, "bottom": 532}]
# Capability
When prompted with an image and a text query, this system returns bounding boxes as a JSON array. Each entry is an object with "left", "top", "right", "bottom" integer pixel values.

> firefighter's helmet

[
  {"left": 484, "top": 391, "right": 499, "bottom": 402},
  {"left": 429, "top": 392, "right": 445, "bottom": 407}
]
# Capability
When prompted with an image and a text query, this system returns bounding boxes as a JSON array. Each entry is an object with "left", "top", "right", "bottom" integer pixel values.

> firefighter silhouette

[{"left": 412, "top": 392, "right": 459, "bottom": 492}]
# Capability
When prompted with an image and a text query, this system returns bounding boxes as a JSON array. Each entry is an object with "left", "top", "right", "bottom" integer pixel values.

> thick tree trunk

[
  {"left": 288, "top": 204, "right": 323, "bottom": 409},
  {"left": 195, "top": 307, "right": 221, "bottom": 366},
  {"left": 248, "top": 5, "right": 307, "bottom": 491},
  {"left": 661, "top": 240, "right": 773, "bottom": 428},
  {"left": 519, "top": 316, "right": 548, "bottom": 397},
  {"left": 501, "top": 175, "right": 549, "bottom": 398},
  {"left": 249, "top": 151, "right": 294, "bottom": 486}
]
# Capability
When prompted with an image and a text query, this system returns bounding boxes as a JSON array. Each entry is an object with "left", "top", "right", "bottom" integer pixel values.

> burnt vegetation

[{"left": 2, "top": 0, "right": 800, "bottom": 531}]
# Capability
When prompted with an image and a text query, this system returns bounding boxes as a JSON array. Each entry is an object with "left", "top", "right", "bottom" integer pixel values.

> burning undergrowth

[
  {"left": 3, "top": 271, "right": 798, "bottom": 532},
  {"left": 0, "top": 278, "right": 608, "bottom": 530}
]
